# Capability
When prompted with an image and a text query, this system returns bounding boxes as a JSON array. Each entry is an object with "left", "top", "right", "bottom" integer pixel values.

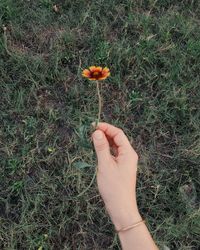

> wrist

[{"left": 109, "top": 203, "right": 142, "bottom": 231}]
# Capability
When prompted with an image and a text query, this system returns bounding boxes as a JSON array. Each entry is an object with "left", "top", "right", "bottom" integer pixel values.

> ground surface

[{"left": 0, "top": 1, "right": 200, "bottom": 249}]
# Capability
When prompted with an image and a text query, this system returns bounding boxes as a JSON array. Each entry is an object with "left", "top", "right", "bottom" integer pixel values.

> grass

[{"left": 0, "top": 0, "right": 200, "bottom": 249}]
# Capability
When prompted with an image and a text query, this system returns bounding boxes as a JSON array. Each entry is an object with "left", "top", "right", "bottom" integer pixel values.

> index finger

[{"left": 96, "top": 122, "right": 131, "bottom": 150}]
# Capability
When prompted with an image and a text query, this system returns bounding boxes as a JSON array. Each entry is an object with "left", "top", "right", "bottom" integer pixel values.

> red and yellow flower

[{"left": 82, "top": 66, "right": 110, "bottom": 81}]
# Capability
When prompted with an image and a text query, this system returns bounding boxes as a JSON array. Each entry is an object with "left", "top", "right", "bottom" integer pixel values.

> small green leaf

[{"left": 73, "top": 161, "right": 92, "bottom": 169}]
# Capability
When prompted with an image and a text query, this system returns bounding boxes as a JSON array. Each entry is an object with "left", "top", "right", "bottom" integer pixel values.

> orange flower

[{"left": 82, "top": 66, "right": 110, "bottom": 81}]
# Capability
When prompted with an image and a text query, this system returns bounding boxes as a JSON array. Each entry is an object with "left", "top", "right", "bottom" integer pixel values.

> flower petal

[
  {"left": 82, "top": 69, "right": 91, "bottom": 77},
  {"left": 95, "top": 66, "right": 103, "bottom": 72},
  {"left": 102, "top": 67, "right": 110, "bottom": 74},
  {"left": 89, "top": 66, "right": 97, "bottom": 72},
  {"left": 101, "top": 71, "right": 110, "bottom": 78},
  {"left": 98, "top": 76, "right": 107, "bottom": 80},
  {"left": 98, "top": 73, "right": 110, "bottom": 80},
  {"left": 88, "top": 77, "right": 98, "bottom": 81}
]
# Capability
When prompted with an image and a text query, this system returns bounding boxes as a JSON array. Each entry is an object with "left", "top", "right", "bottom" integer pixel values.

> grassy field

[{"left": 0, "top": 0, "right": 200, "bottom": 249}]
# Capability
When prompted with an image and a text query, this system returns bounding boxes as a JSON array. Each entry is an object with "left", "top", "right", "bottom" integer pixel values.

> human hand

[{"left": 92, "top": 122, "right": 141, "bottom": 230}]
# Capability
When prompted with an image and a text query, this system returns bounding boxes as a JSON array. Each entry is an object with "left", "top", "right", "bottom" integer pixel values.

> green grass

[{"left": 0, "top": 0, "right": 200, "bottom": 249}]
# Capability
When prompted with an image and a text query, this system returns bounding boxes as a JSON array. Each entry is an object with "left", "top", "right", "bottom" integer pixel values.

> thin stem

[
  {"left": 96, "top": 80, "right": 102, "bottom": 124},
  {"left": 77, "top": 168, "right": 97, "bottom": 198}
]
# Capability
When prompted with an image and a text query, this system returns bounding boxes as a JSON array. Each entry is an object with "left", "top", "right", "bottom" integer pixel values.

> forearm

[{"left": 118, "top": 220, "right": 158, "bottom": 250}]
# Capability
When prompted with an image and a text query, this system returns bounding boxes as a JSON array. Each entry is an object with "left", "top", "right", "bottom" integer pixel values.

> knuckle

[{"left": 117, "top": 128, "right": 124, "bottom": 136}]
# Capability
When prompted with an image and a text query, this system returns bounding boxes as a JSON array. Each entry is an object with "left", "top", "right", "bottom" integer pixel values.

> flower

[{"left": 82, "top": 66, "right": 110, "bottom": 81}]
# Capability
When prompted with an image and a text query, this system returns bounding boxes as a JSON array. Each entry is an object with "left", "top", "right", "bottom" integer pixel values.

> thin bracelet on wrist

[{"left": 116, "top": 219, "right": 145, "bottom": 233}]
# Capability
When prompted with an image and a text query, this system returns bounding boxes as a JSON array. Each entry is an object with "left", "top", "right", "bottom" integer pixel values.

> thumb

[{"left": 92, "top": 130, "right": 111, "bottom": 164}]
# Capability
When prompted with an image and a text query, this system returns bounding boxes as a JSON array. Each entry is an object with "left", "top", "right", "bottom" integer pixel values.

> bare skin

[{"left": 92, "top": 122, "right": 158, "bottom": 250}]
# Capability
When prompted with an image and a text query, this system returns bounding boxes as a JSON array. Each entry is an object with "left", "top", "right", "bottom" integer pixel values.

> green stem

[
  {"left": 96, "top": 80, "right": 102, "bottom": 124},
  {"left": 77, "top": 169, "right": 97, "bottom": 197}
]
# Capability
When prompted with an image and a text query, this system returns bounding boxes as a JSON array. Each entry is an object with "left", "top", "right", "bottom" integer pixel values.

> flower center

[{"left": 93, "top": 71, "right": 101, "bottom": 76}]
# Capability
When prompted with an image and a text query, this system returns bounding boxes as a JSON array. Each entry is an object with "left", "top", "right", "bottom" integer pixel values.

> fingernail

[
  {"left": 94, "top": 130, "right": 103, "bottom": 140},
  {"left": 91, "top": 121, "right": 98, "bottom": 128}
]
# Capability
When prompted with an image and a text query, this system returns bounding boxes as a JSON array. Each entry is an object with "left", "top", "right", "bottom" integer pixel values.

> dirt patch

[
  {"left": 6, "top": 26, "right": 66, "bottom": 57},
  {"left": 36, "top": 88, "right": 62, "bottom": 111},
  {"left": 36, "top": 27, "right": 65, "bottom": 50}
]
